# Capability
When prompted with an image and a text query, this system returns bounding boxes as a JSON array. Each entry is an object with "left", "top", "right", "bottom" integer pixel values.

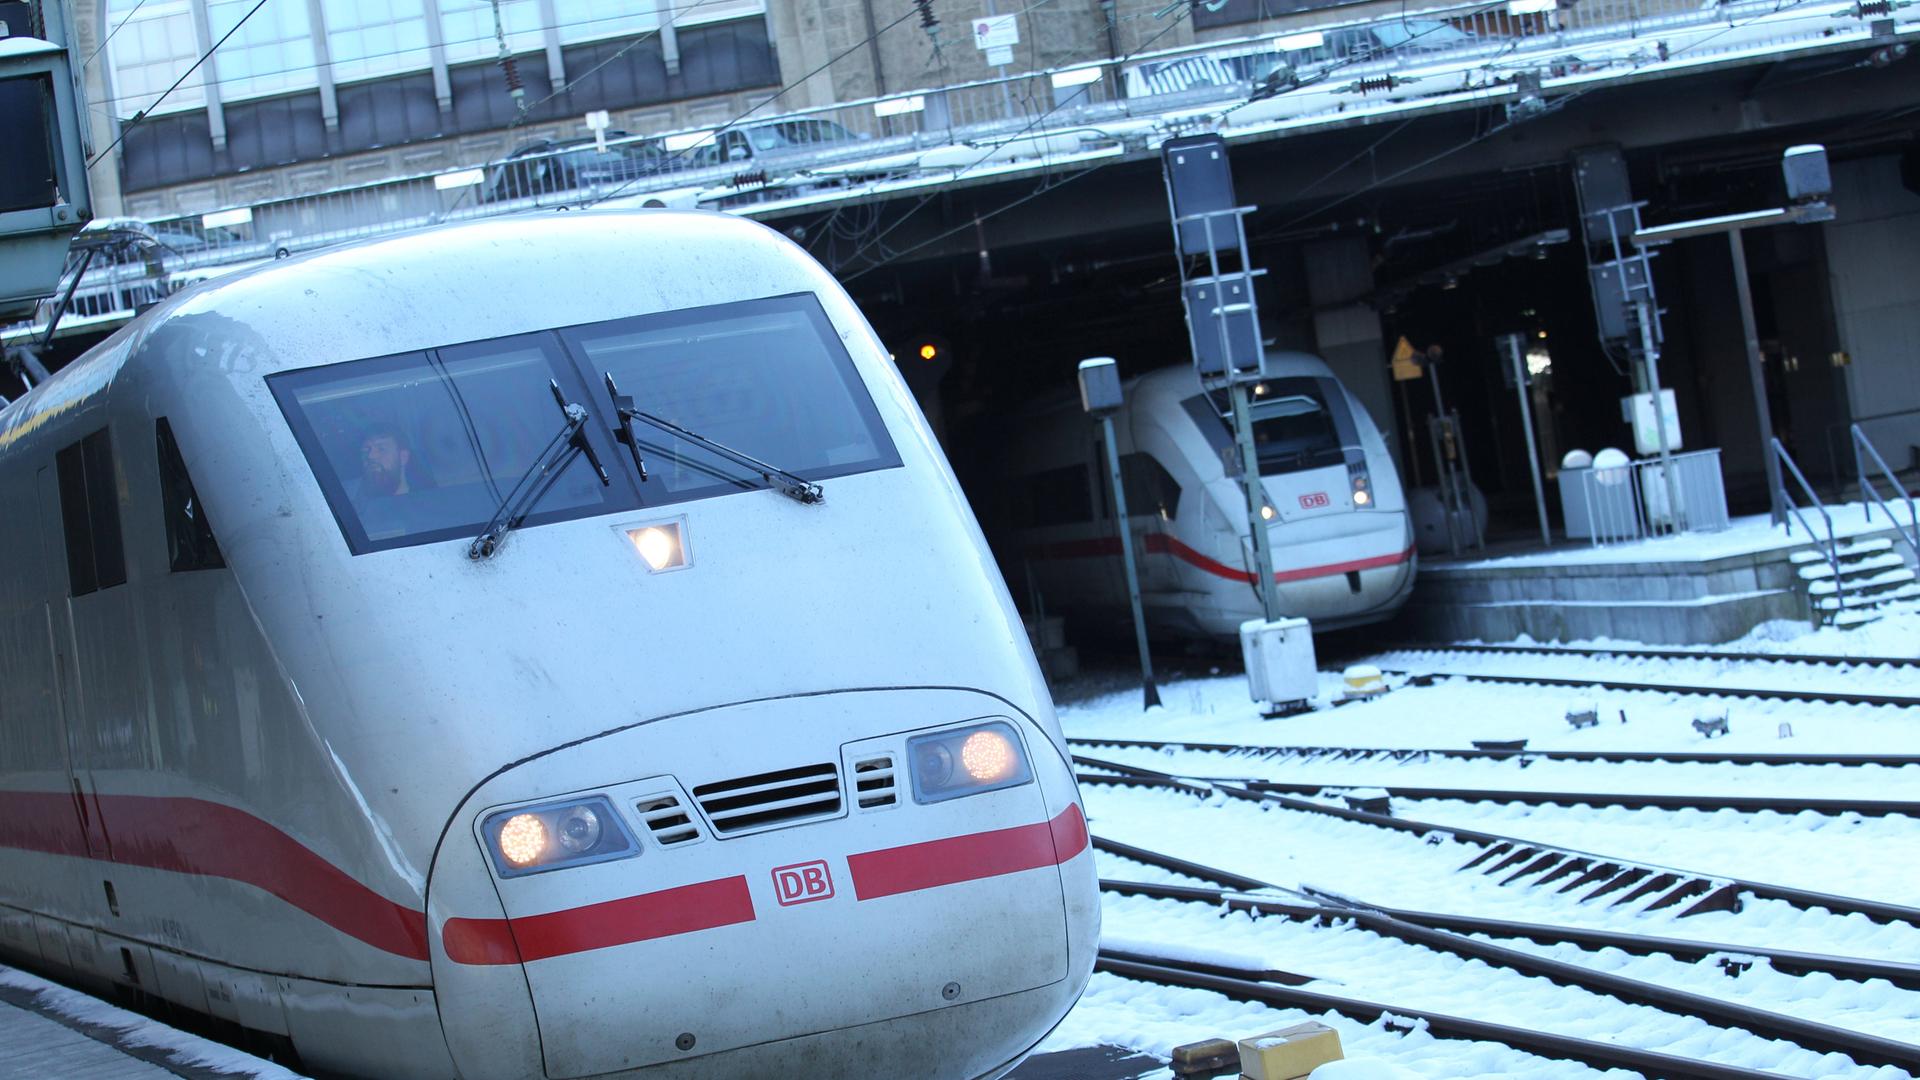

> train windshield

[
  {"left": 1249, "top": 385, "right": 1344, "bottom": 474},
  {"left": 270, "top": 336, "right": 624, "bottom": 553},
  {"left": 1183, "top": 377, "right": 1355, "bottom": 477},
  {"left": 270, "top": 293, "right": 897, "bottom": 554},
  {"left": 562, "top": 294, "right": 893, "bottom": 502}
]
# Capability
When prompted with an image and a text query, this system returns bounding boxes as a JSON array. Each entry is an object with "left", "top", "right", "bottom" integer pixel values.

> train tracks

[
  {"left": 1069, "top": 735, "right": 1920, "bottom": 769},
  {"left": 1389, "top": 642, "right": 1920, "bottom": 670},
  {"left": 1382, "top": 669, "right": 1920, "bottom": 710},
  {"left": 1074, "top": 755, "right": 1920, "bottom": 927},
  {"left": 1067, "top": 738, "right": 1920, "bottom": 816},
  {"left": 1094, "top": 836, "right": 1920, "bottom": 1076}
]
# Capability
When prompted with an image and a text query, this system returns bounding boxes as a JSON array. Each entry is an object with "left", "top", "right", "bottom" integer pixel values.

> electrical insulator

[
  {"left": 914, "top": 0, "right": 939, "bottom": 32},
  {"left": 500, "top": 55, "right": 525, "bottom": 99}
]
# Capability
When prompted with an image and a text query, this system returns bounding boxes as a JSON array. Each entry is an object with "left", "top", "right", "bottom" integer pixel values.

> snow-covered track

[
  {"left": 1075, "top": 757, "right": 1920, "bottom": 927},
  {"left": 1092, "top": 840, "right": 1920, "bottom": 1071},
  {"left": 1234, "top": 779, "right": 1920, "bottom": 816},
  {"left": 1394, "top": 642, "right": 1920, "bottom": 670},
  {"left": 1069, "top": 735, "right": 1920, "bottom": 769},
  {"left": 1096, "top": 953, "right": 1782, "bottom": 1080},
  {"left": 1387, "top": 669, "right": 1920, "bottom": 709}
]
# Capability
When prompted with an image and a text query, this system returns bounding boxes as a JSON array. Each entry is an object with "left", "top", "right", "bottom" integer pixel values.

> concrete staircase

[{"left": 1792, "top": 537, "right": 1920, "bottom": 628}]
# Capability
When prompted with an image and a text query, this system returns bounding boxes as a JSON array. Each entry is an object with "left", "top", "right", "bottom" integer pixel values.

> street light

[
  {"left": 1631, "top": 144, "right": 1836, "bottom": 525},
  {"left": 1079, "top": 357, "right": 1160, "bottom": 711}
]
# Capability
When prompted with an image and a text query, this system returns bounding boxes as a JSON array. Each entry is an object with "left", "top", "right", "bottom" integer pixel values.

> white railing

[{"left": 1560, "top": 448, "right": 1730, "bottom": 545}]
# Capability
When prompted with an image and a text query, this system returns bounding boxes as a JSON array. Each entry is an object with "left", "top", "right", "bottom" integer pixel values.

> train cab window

[
  {"left": 1124, "top": 453, "right": 1182, "bottom": 521},
  {"left": 269, "top": 339, "right": 623, "bottom": 553},
  {"left": 561, "top": 293, "right": 898, "bottom": 504},
  {"left": 156, "top": 419, "right": 225, "bottom": 572},
  {"left": 1183, "top": 378, "right": 1354, "bottom": 477},
  {"left": 55, "top": 428, "right": 127, "bottom": 596}
]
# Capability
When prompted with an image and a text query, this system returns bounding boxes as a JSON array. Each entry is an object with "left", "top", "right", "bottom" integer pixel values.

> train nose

[{"left": 430, "top": 690, "right": 1092, "bottom": 1080}]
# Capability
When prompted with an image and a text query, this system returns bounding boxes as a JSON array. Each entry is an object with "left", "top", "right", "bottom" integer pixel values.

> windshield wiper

[
  {"left": 604, "top": 372, "right": 823, "bottom": 505},
  {"left": 469, "top": 381, "right": 611, "bottom": 559}
]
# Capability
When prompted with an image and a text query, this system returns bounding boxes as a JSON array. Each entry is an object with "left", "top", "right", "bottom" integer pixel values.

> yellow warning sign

[{"left": 1390, "top": 336, "right": 1424, "bottom": 382}]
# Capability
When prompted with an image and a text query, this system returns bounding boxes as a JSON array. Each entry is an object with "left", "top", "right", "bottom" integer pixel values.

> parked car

[
  {"left": 689, "top": 118, "right": 865, "bottom": 168},
  {"left": 483, "top": 133, "right": 672, "bottom": 202}
]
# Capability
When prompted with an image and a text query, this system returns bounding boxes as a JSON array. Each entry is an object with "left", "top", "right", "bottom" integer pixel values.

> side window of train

[
  {"left": 55, "top": 428, "right": 128, "bottom": 597},
  {"left": 155, "top": 418, "right": 226, "bottom": 572},
  {"left": 1122, "top": 453, "right": 1181, "bottom": 521}
]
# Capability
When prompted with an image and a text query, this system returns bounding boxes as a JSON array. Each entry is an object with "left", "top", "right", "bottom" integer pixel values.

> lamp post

[{"left": 1079, "top": 357, "right": 1160, "bottom": 710}]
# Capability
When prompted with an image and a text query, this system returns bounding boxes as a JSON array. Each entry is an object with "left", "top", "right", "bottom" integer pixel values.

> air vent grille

[
  {"left": 635, "top": 794, "right": 701, "bottom": 846},
  {"left": 693, "top": 762, "right": 842, "bottom": 835},
  {"left": 852, "top": 755, "right": 897, "bottom": 810}
]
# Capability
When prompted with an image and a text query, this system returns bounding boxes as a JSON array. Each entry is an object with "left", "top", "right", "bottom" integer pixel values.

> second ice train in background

[{"left": 1009, "top": 353, "right": 1416, "bottom": 641}]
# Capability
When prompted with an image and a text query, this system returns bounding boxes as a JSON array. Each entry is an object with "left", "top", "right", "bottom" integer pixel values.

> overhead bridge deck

[{"left": 7, "top": 0, "right": 1916, "bottom": 349}]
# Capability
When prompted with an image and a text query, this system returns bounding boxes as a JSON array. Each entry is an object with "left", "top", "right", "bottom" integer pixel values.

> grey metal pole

[
  {"left": 1228, "top": 381, "right": 1284, "bottom": 623},
  {"left": 1502, "top": 334, "right": 1553, "bottom": 546},
  {"left": 1101, "top": 414, "right": 1160, "bottom": 709},
  {"left": 1636, "top": 298, "right": 1685, "bottom": 534},
  {"left": 1730, "top": 229, "right": 1786, "bottom": 525}
]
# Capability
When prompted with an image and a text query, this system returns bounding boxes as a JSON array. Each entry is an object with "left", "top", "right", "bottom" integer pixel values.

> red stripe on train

[
  {"left": 1027, "top": 534, "right": 1413, "bottom": 585},
  {"left": 0, "top": 790, "right": 430, "bottom": 961},
  {"left": 847, "top": 803, "right": 1089, "bottom": 901},
  {"left": 442, "top": 876, "right": 756, "bottom": 965}
]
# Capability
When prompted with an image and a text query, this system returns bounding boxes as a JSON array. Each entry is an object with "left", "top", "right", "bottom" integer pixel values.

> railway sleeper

[{"left": 1499, "top": 852, "right": 1567, "bottom": 886}]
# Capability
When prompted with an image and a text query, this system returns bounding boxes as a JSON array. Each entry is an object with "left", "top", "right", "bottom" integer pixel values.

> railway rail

[
  {"left": 1074, "top": 756, "right": 1920, "bottom": 927},
  {"left": 1098, "top": 954, "right": 1784, "bottom": 1080},
  {"left": 1092, "top": 838, "right": 1920, "bottom": 1072},
  {"left": 1066, "top": 738, "right": 1920, "bottom": 816},
  {"left": 1068, "top": 736, "right": 1920, "bottom": 769},
  {"left": 1385, "top": 642, "right": 1920, "bottom": 670},
  {"left": 1383, "top": 669, "right": 1920, "bottom": 710}
]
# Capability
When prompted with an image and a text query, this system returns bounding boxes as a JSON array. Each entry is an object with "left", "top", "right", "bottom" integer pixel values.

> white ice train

[
  {"left": 0, "top": 212, "right": 1096, "bottom": 1078},
  {"left": 1010, "top": 357, "right": 1416, "bottom": 641}
]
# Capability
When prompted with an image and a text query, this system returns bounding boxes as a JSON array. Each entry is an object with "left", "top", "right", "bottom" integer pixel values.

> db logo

[
  {"left": 771, "top": 860, "right": 835, "bottom": 906},
  {"left": 1299, "top": 492, "right": 1331, "bottom": 509}
]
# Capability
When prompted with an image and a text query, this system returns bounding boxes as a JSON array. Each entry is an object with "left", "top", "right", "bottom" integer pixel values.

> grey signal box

[
  {"left": 1078, "top": 357, "right": 1123, "bottom": 417},
  {"left": 1162, "top": 133, "right": 1237, "bottom": 258}
]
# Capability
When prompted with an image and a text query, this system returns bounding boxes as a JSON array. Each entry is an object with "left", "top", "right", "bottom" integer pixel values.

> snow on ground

[
  {"left": 1453, "top": 599, "right": 1920, "bottom": 660},
  {"left": 1435, "top": 503, "right": 1918, "bottom": 570},
  {"left": 1083, "top": 893, "right": 1904, "bottom": 1077},
  {"left": 1063, "top": 671, "right": 1915, "bottom": 756},
  {"left": 1077, "top": 742, "right": 1920, "bottom": 802},
  {"left": 1369, "top": 645, "right": 1920, "bottom": 697},
  {"left": 1344, "top": 798, "right": 1920, "bottom": 903},
  {"left": 1485, "top": 936, "right": 1920, "bottom": 1045},
  {"left": 1036, "top": 972, "right": 1627, "bottom": 1080},
  {"left": 0, "top": 964, "right": 302, "bottom": 1079},
  {"left": 1080, "top": 782, "right": 1920, "bottom": 970}
]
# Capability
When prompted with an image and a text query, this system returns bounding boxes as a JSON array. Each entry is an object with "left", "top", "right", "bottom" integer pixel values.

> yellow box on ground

[{"left": 1237, "top": 1020, "right": 1344, "bottom": 1080}]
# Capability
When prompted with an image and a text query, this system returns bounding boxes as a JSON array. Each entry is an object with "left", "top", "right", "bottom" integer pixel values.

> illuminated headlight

[
  {"left": 1259, "top": 503, "right": 1277, "bottom": 521},
  {"left": 908, "top": 721, "right": 1033, "bottom": 803},
  {"left": 624, "top": 520, "right": 689, "bottom": 572},
  {"left": 1348, "top": 462, "right": 1374, "bottom": 508},
  {"left": 482, "top": 795, "right": 636, "bottom": 877}
]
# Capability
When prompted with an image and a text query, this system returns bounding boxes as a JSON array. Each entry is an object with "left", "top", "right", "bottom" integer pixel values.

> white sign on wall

[
  {"left": 985, "top": 44, "right": 1014, "bottom": 66},
  {"left": 972, "top": 14, "right": 1019, "bottom": 49}
]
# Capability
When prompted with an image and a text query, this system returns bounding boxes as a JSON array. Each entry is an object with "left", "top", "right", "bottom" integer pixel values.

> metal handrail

[
  {"left": 1852, "top": 423, "right": 1920, "bottom": 565},
  {"left": 1774, "top": 437, "right": 1846, "bottom": 619},
  {"left": 1823, "top": 404, "right": 1920, "bottom": 484}
]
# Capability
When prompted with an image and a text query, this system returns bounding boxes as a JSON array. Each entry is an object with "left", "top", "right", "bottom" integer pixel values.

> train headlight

[
  {"left": 482, "top": 795, "right": 637, "bottom": 877},
  {"left": 624, "top": 520, "right": 689, "bottom": 572},
  {"left": 498, "top": 814, "right": 547, "bottom": 866},
  {"left": 1259, "top": 503, "right": 1277, "bottom": 521},
  {"left": 907, "top": 722, "right": 1032, "bottom": 803},
  {"left": 1348, "top": 462, "right": 1374, "bottom": 509}
]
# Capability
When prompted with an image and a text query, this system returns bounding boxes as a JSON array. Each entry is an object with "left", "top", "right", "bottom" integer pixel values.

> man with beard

[
  {"left": 350, "top": 422, "right": 433, "bottom": 540},
  {"left": 358, "top": 423, "right": 417, "bottom": 497}
]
